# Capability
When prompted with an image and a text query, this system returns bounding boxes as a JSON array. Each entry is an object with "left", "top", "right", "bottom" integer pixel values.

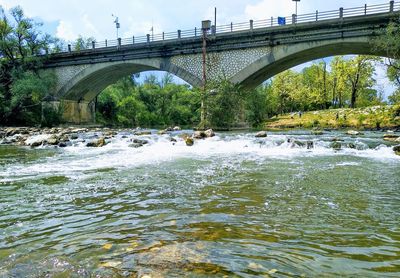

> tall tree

[{"left": 374, "top": 18, "right": 400, "bottom": 103}]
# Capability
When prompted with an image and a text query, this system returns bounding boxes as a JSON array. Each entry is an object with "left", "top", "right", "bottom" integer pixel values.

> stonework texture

[{"left": 171, "top": 46, "right": 271, "bottom": 81}]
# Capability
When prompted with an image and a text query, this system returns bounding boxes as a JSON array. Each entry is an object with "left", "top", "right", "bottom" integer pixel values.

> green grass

[{"left": 264, "top": 106, "right": 400, "bottom": 130}]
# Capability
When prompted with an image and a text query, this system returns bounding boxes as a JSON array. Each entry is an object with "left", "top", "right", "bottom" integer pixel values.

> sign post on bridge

[{"left": 293, "top": 0, "right": 300, "bottom": 15}]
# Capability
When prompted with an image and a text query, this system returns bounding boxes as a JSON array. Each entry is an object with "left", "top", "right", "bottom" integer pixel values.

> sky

[{"left": 0, "top": 0, "right": 396, "bottom": 96}]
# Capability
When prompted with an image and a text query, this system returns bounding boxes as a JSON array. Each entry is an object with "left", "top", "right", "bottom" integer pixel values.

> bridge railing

[{"left": 60, "top": 1, "right": 399, "bottom": 54}]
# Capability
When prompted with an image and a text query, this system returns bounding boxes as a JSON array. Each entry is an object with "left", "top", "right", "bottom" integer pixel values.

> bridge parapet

[{"left": 54, "top": 1, "right": 399, "bottom": 54}]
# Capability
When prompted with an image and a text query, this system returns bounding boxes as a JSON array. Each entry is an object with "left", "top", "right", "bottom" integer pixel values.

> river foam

[{"left": 0, "top": 131, "right": 399, "bottom": 182}]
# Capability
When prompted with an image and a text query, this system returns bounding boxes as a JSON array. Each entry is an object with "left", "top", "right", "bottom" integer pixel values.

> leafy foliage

[
  {"left": 0, "top": 5, "right": 57, "bottom": 125},
  {"left": 374, "top": 17, "right": 400, "bottom": 103}
]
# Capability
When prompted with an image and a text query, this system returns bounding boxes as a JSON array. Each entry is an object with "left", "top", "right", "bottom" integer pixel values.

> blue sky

[{"left": 0, "top": 0, "right": 396, "bottom": 96}]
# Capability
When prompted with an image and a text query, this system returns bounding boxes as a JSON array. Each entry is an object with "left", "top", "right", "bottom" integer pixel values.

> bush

[
  {"left": 392, "top": 104, "right": 400, "bottom": 118},
  {"left": 41, "top": 103, "right": 64, "bottom": 127}
]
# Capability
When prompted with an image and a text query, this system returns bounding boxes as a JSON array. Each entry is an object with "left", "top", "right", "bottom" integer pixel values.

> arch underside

[
  {"left": 58, "top": 37, "right": 390, "bottom": 101},
  {"left": 233, "top": 37, "right": 389, "bottom": 89},
  {"left": 58, "top": 61, "right": 201, "bottom": 102}
]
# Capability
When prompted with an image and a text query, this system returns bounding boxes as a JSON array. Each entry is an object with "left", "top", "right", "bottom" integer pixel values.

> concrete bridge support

[{"left": 42, "top": 100, "right": 95, "bottom": 124}]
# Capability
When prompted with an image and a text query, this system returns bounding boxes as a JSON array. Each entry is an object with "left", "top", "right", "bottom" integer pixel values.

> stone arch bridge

[{"left": 43, "top": 3, "right": 399, "bottom": 123}]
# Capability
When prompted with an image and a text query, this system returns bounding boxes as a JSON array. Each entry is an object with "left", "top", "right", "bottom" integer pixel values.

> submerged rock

[
  {"left": 185, "top": 137, "right": 194, "bottom": 146},
  {"left": 312, "top": 130, "right": 324, "bottom": 135},
  {"left": 131, "top": 138, "right": 149, "bottom": 145},
  {"left": 255, "top": 131, "right": 267, "bottom": 138},
  {"left": 129, "top": 143, "right": 143, "bottom": 148},
  {"left": 69, "top": 133, "right": 79, "bottom": 140},
  {"left": 307, "top": 141, "right": 314, "bottom": 149},
  {"left": 348, "top": 143, "right": 356, "bottom": 149},
  {"left": 330, "top": 142, "right": 342, "bottom": 150}
]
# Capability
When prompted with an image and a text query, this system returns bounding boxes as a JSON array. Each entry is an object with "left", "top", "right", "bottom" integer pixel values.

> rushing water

[{"left": 0, "top": 130, "right": 399, "bottom": 277}]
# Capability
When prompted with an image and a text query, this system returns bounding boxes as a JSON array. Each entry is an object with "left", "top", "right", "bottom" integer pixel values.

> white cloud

[
  {"left": 0, "top": 0, "right": 396, "bottom": 91},
  {"left": 56, "top": 20, "right": 76, "bottom": 41}
]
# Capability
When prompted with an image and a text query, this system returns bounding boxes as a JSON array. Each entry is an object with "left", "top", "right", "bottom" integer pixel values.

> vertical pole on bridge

[
  {"left": 200, "top": 20, "right": 211, "bottom": 129},
  {"left": 132, "top": 36, "right": 135, "bottom": 44},
  {"left": 316, "top": 10, "right": 318, "bottom": 21},
  {"left": 364, "top": 4, "right": 367, "bottom": 15},
  {"left": 271, "top": 17, "right": 273, "bottom": 26},
  {"left": 92, "top": 41, "right": 95, "bottom": 50},
  {"left": 117, "top": 38, "right": 121, "bottom": 48},
  {"left": 178, "top": 30, "right": 181, "bottom": 39},
  {"left": 231, "top": 22, "right": 233, "bottom": 32},
  {"left": 147, "top": 34, "right": 150, "bottom": 43},
  {"left": 105, "top": 39, "right": 108, "bottom": 47},
  {"left": 339, "top": 7, "right": 344, "bottom": 19},
  {"left": 68, "top": 44, "right": 71, "bottom": 52},
  {"left": 250, "top": 20, "right": 254, "bottom": 31},
  {"left": 390, "top": 0, "right": 394, "bottom": 12}
]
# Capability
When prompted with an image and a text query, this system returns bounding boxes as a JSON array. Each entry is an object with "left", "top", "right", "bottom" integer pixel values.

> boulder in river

[
  {"left": 58, "top": 142, "right": 70, "bottom": 148},
  {"left": 204, "top": 129, "right": 215, "bottom": 138},
  {"left": 193, "top": 131, "right": 206, "bottom": 139},
  {"left": 86, "top": 137, "right": 107, "bottom": 147},
  {"left": 134, "top": 130, "right": 152, "bottom": 136},
  {"left": 185, "top": 137, "right": 194, "bottom": 146},
  {"left": 25, "top": 134, "right": 50, "bottom": 148},
  {"left": 129, "top": 138, "right": 149, "bottom": 148},
  {"left": 173, "top": 126, "right": 181, "bottom": 131},
  {"left": 346, "top": 130, "right": 363, "bottom": 136},
  {"left": 255, "top": 131, "right": 267, "bottom": 138},
  {"left": 47, "top": 135, "right": 60, "bottom": 145},
  {"left": 393, "top": 145, "right": 400, "bottom": 156},
  {"left": 383, "top": 134, "right": 400, "bottom": 142}
]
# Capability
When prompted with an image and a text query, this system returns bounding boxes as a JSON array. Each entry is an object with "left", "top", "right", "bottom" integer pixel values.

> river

[{"left": 0, "top": 129, "right": 399, "bottom": 277}]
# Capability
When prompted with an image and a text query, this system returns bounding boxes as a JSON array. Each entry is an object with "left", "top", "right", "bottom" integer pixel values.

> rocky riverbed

[{"left": 1, "top": 126, "right": 399, "bottom": 156}]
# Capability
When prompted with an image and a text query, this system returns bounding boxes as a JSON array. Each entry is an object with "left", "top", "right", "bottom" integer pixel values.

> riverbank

[{"left": 264, "top": 106, "right": 400, "bottom": 131}]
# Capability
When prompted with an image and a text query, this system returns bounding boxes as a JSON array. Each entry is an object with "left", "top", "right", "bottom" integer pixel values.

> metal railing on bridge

[{"left": 60, "top": 1, "right": 400, "bottom": 53}]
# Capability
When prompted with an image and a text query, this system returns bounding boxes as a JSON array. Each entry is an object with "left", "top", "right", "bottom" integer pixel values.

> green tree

[
  {"left": 206, "top": 79, "right": 245, "bottom": 129},
  {"left": 374, "top": 18, "right": 400, "bottom": 103},
  {"left": 0, "top": 6, "right": 57, "bottom": 125}
]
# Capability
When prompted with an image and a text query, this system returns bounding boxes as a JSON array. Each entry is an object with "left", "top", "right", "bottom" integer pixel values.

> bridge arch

[
  {"left": 231, "top": 37, "right": 389, "bottom": 89},
  {"left": 57, "top": 60, "right": 202, "bottom": 102}
]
